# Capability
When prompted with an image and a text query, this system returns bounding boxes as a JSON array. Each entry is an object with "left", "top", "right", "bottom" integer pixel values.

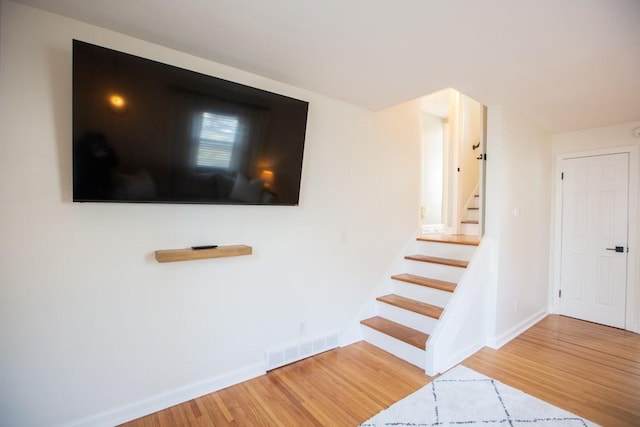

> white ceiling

[
  {"left": 14, "top": 0, "right": 640, "bottom": 133},
  {"left": 421, "top": 89, "right": 453, "bottom": 119}
]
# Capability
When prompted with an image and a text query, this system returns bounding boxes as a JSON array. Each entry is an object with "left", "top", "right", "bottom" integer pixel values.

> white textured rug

[{"left": 360, "top": 365, "right": 598, "bottom": 426}]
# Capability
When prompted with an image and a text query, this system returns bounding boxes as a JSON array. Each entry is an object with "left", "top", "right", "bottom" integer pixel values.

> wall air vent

[{"left": 265, "top": 331, "right": 340, "bottom": 371}]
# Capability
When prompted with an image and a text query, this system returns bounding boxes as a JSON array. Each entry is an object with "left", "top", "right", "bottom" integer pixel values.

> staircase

[
  {"left": 461, "top": 195, "right": 480, "bottom": 235},
  {"left": 360, "top": 233, "right": 480, "bottom": 369}
]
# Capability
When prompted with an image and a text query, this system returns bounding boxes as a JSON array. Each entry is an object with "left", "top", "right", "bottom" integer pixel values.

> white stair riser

[
  {"left": 362, "top": 327, "right": 425, "bottom": 368},
  {"left": 413, "top": 241, "right": 476, "bottom": 261},
  {"left": 404, "top": 260, "right": 466, "bottom": 283},
  {"left": 460, "top": 222, "right": 480, "bottom": 236},
  {"left": 392, "top": 280, "right": 453, "bottom": 307},
  {"left": 469, "top": 197, "right": 480, "bottom": 209},
  {"left": 377, "top": 302, "right": 439, "bottom": 334},
  {"left": 465, "top": 209, "right": 479, "bottom": 222}
]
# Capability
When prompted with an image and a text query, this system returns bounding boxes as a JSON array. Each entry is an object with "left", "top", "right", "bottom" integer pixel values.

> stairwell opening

[{"left": 419, "top": 88, "right": 486, "bottom": 236}]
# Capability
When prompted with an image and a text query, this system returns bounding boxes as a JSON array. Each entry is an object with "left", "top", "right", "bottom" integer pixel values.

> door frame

[{"left": 550, "top": 145, "right": 638, "bottom": 332}]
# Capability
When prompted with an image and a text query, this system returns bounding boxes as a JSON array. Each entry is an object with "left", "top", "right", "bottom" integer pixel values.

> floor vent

[{"left": 265, "top": 332, "right": 339, "bottom": 371}]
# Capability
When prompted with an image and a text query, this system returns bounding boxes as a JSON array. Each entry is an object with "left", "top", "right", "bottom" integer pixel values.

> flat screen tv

[{"left": 73, "top": 40, "right": 309, "bottom": 205}]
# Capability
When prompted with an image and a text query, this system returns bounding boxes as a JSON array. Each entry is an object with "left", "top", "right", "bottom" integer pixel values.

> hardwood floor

[
  {"left": 121, "top": 343, "right": 430, "bottom": 426},
  {"left": 464, "top": 315, "right": 640, "bottom": 426},
  {"left": 121, "top": 315, "right": 640, "bottom": 426}
]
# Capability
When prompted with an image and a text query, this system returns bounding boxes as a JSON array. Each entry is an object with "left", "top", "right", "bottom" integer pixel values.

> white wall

[
  {"left": 0, "top": 2, "right": 420, "bottom": 426},
  {"left": 484, "top": 105, "right": 552, "bottom": 346},
  {"left": 551, "top": 120, "right": 640, "bottom": 333}
]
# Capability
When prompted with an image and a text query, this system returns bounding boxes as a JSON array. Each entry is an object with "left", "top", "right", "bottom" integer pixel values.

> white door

[{"left": 559, "top": 153, "right": 629, "bottom": 328}]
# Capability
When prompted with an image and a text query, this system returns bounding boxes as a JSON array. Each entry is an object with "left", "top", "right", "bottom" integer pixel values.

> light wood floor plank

[{"left": 121, "top": 315, "right": 640, "bottom": 426}]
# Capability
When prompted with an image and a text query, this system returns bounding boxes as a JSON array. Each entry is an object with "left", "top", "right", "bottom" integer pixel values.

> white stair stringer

[{"left": 424, "top": 238, "right": 491, "bottom": 376}]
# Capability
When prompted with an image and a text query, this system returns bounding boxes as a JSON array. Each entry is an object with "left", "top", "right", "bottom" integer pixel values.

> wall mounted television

[{"left": 73, "top": 40, "right": 309, "bottom": 205}]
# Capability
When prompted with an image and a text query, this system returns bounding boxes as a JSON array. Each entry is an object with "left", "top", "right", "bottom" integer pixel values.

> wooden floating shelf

[{"left": 155, "top": 245, "right": 252, "bottom": 263}]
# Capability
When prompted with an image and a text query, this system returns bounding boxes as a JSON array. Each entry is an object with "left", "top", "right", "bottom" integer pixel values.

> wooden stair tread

[
  {"left": 461, "top": 220, "right": 479, "bottom": 224},
  {"left": 360, "top": 316, "right": 427, "bottom": 350},
  {"left": 467, "top": 207, "right": 479, "bottom": 210},
  {"left": 391, "top": 273, "right": 456, "bottom": 292},
  {"left": 377, "top": 294, "right": 443, "bottom": 319},
  {"left": 417, "top": 233, "right": 480, "bottom": 246},
  {"left": 405, "top": 254, "right": 469, "bottom": 268}
]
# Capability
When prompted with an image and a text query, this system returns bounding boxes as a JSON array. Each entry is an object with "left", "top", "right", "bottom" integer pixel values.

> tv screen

[{"left": 73, "top": 40, "right": 309, "bottom": 205}]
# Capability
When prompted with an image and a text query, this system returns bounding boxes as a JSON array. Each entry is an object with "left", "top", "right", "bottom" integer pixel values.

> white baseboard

[
  {"left": 486, "top": 309, "right": 548, "bottom": 349},
  {"left": 68, "top": 363, "right": 265, "bottom": 427}
]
